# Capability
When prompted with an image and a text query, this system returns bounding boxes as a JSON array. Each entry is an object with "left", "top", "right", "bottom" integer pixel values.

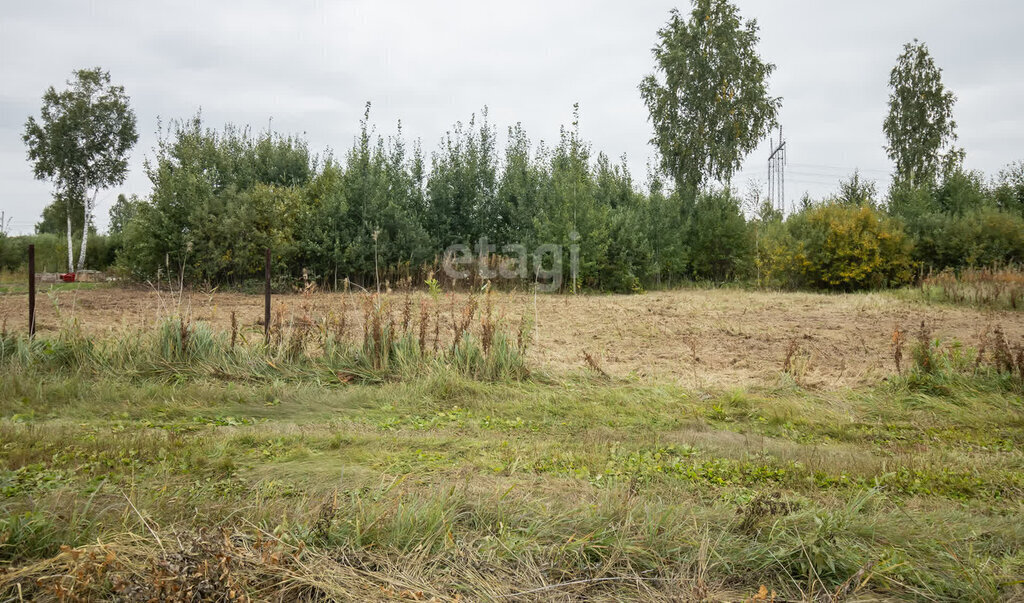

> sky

[{"left": 1, "top": 0, "right": 1023, "bottom": 235}]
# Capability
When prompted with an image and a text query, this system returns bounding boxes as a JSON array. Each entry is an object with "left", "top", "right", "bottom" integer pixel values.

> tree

[
  {"left": 639, "top": 1, "right": 780, "bottom": 192},
  {"left": 993, "top": 161, "right": 1024, "bottom": 216},
  {"left": 883, "top": 40, "right": 957, "bottom": 190},
  {"left": 832, "top": 170, "right": 878, "bottom": 207},
  {"left": 644, "top": 169, "right": 690, "bottom": 286},
  {"left": 23, "top": 67, "right": 138, "bottom": 273},
  {"left": 119, "top": 114, "right": 311, "bottom": 283},
  {"left": 685, "top": 189, "right": 751, "bottom": 280},
  {"left": 35, "top": 193, "right": 85, "bottom": 236},
  {"left": 595, "top": 153, "right": 651, "bottom": 292},
  {"left": 494, "top": 123, "right": 543, "bottom": 250},
  {"left": 108, "top": 193, "right": 140, "bottom": 235},
  {"left": 534, "top": 106, "right": 608, "bottom": 291},
  {"left": 426, "top": 109, "right": 498, "bottom": 249}
]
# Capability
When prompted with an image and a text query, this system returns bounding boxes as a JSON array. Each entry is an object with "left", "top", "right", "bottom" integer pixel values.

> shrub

[
  {"left": 760, "top": 203, "right": 915, "bottom": 290},
  {"left": 913, "top": 207, "right": 1024, "bottom": 269}
]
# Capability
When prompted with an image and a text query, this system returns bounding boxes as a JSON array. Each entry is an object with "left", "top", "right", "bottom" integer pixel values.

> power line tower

[{"left": 767, "top": 126, "right": 786, "bottom": 214}]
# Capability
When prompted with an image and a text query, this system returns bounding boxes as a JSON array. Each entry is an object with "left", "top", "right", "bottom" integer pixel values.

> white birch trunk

[
  {"left": 66, "top": 210, "right": 74, "bottom": 273},
  {"left": 75, "top": 190, "right": 96, "bottom": 274}
]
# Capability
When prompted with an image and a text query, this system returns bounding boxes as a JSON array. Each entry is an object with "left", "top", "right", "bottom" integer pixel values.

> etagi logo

[{"left": 441, "top": 232, "right": 580, "bottom": 293}]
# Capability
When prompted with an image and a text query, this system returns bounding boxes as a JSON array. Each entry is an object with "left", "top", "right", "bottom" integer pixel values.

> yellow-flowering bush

[{"left": 759, "top": 204, "right": 915, "bottom": 290}]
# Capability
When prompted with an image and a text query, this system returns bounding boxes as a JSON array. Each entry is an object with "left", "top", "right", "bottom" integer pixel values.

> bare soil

[{"left": 2, "top": 286, "right": 1021, "bottom": 388}]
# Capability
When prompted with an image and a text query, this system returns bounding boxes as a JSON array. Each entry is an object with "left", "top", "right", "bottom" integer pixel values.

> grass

[
  {"left": 6, "top": 283, "right": 1022, "bottom": 392},
  {"left": 901, "top": 267, "right": 1024, "bottom": 311},
  {"left": 0, "top": 289, "right": 530, "bottom": 385},
  {"left": 0, "top": 312, "right": 1023, "bottom": 601}
]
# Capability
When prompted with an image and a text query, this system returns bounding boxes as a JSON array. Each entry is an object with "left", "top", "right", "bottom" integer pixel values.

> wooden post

[
  {"left": 28, "top": 244, "right": 36, "bottom": 337},
  {"left": 264, "top": 247, "right": 271, "bottom": 345}
]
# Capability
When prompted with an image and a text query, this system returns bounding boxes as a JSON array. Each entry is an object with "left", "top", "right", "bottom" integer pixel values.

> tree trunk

[
  {"left": 65, "top": 210, "right": 74, "bottom": 273},
  {"left": 75, "top": 190, "right": 96, "bottom": 274}
]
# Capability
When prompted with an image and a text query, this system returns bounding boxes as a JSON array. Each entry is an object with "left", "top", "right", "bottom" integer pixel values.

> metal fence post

[
  {"left": 265, "top": 247, "right": 271, "bottom": 345},
  {"left": 28, "top": 244, "right": 36, "bottom": 337}
]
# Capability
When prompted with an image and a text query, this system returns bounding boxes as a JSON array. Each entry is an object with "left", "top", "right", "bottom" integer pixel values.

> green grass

[{"left": 0, "top": 324, "right": 1022, "bottom": 600}]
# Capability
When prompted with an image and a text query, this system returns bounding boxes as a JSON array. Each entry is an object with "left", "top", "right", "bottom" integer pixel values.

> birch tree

[
  {"left": 23, "top": 67, "right": 137, "bottom": 272},
  {"left": 640, "top": 0, "right": 780, "bottom": 192}
]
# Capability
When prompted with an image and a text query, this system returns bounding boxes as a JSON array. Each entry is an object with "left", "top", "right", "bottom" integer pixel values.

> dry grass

[
  {"left": 920, "top": 267, "right": 1024, "bottom": 309},
  {"left": 2, "top": 286, "right": 1021, "bottom": 389},
  {"left": 0, "top": 525, "right": 736, "bottom": 602}
]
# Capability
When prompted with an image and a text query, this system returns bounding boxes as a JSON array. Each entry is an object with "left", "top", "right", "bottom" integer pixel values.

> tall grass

[
  {"left": 0, "top": 289, "right": 530, "bottom": 384},
  {"left": 888, "top": 319, "right": 1024, "bottom": 395},
  {"left": 917, "top": 266, "right": 1024, "bottom": 309}
]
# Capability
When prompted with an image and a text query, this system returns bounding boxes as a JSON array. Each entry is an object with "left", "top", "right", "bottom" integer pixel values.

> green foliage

[
  {"left": 94, "top": 98, "right": 1024, "bottom": 292},
  {"left": 34, "top": 199, "right": 86, "bottom": 236},
  {"left": 639, "top": 0, "right": 780, "bottom": 190},
  {"left": 933, "top": 165, "right": 986, "bottom": 216},
  {"left": 685, "top": 189, "right": 752, "bottom": 281},
  {"left": 889, "top": 164, "right": 1024, "bottom": 270},
  {"left": 493, "top": 123, "right": 543, "bottom": 250},
  {"left": 993, "top": 160, "right": 1024, "bottom": 216},
  {"left": 600, "top": 188, "right": 651, "bottom": 292},
  {"left": 883, "top": 40, "right": 958, "bottom": 189},
  {"left": 0, "top": 233, "right": 115, "bottom": 274},
  {"left": 760, "top": 202, "right": 915, "bottom": 290},
  {"left": 107, "top": 194, "right": 140, "bottom": 235},
  {"left": 831, "top": 170, "right": 878, "bottom": 207},
  {"left": 111, "top": 106, "right": 690, "bottom": 293},
  {"left": 425, "top": 108, "right": 498, "bottom": 249},
  {"left": 645, "top": 176, "right": 691, "bottom": 286},
  {"left": 911, "top": 206, "right": 1024, "bottom": 269},
  {"left": 118, "top": 115, "right": 310, "bottom": 283},
  {"left": 643, "top": 183, "right": 754, "bottom": 286},
  {"left": 533, "top": 107, "right": 609, "bottom": 291}
]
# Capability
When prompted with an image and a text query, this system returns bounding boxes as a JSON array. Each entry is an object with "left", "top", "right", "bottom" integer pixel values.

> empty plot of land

[{"left": 1, "top": 286, "right": 1020, "bottom": 388}]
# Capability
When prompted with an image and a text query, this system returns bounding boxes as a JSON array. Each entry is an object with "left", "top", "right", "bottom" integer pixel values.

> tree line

[
  {"left": 8, "top": 0, "right": 1024, "bottom": 292},
  {"left": 111, "top": 105, "right": 723, "bottom": 292}
]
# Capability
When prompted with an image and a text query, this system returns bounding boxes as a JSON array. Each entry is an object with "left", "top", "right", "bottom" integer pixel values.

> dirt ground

[{"left": 2, "top": 285, "right": 1021, "bottom": 388}]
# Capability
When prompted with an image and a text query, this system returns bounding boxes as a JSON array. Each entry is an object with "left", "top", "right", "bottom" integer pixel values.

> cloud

[{"left": 1, "top": 0, "right": 1022, "bottom": 233}]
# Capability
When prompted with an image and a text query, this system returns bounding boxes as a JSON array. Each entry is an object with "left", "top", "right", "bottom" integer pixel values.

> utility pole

[{"left": 767, "top": 126, "right": 786, "bottom": 214}]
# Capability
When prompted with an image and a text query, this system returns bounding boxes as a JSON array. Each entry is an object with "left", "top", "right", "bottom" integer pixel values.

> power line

[{"left": 789, "top": 162, "right": 889, "bottom": 174}]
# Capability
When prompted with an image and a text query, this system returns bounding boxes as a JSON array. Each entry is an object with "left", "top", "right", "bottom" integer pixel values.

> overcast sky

[{"left": 2, "top": 0, "right": 1022, "bottom": 234}]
